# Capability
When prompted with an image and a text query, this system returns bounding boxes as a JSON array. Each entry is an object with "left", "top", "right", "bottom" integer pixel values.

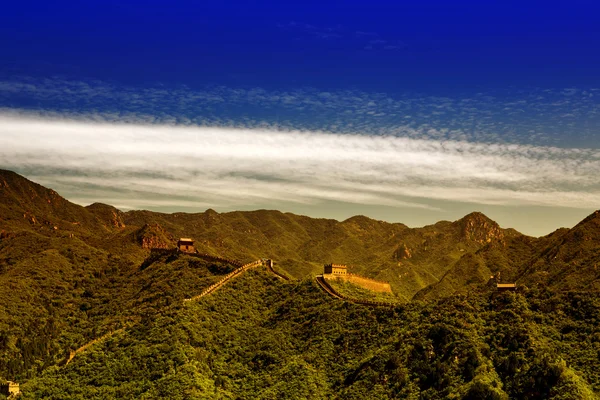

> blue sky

[
  {"left": 1, "top": 0, "right": 599, "bottom": 235},
  {"left": 2, "top": 1, "right": 599, "bottom": 92}
]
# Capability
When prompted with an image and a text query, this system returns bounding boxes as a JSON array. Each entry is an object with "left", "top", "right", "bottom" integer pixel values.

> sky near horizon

[{"left": 1, "top": 0, "right": 599, "bottom": 236}]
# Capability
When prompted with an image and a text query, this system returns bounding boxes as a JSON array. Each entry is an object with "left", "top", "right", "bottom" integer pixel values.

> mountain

[
  {"left": 1, "top": 170, "right": 600, "bottom": 398},
  {"left": 0, "top": 169, "right": 523, "bottom": 300},
  {"left": 524, "top": 210, "right": 600, "bottom": 291},
  {"left": 0, "top": 170, "right": 106, "bottom": 234},
  {"left": 416, "top": 210, "right": 600, "bottom": 300},
  {"left": 15, "top": 259, "right": 600, "bottom": 399},
  {"left": 2, "top": 169, "right": 599, "bottom": 300}
]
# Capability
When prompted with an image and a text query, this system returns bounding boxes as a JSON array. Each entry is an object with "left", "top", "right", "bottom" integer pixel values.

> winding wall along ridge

[
  {"left": 187, "top": 252, "right": 245, "bottom": 268},
  {"left": 265, "top": 260, "right": 290, "bottom": 281},
  {"left": 65, "top": 252, "right": 390, "bottom": 368},
  {"left": 65, "top": 328, "right": 124, "bottom": 366},
  {"left": 316, "top": 276, "right": 344, "bottom": 300},
  {"left": 188, "top": 253, "right": 392, "bottom": 307},
  {"left": 184, "top": 259, "right": 265, "bottom": 302},
  {"left": 64, "top": 253, "right": 277, "bottom": 367},
  {"left": 316, "top": 275, "right": 396, "bottom": 308}
]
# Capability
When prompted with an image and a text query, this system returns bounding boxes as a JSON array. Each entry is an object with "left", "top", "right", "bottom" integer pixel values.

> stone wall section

[
  {"left": 316, "top": 275, "right": 395, "bottom": 308},
  {"left": 64, "top": 328, "right": 124, "bottom": 366},
  {"left": 324, "top": 273, "right": 392, "bottom": 293},
  {"left": 183, "top": 259, "right": 266, "bottom": 302}
]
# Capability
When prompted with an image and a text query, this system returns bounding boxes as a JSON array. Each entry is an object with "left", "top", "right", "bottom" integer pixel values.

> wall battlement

[
  {"left": 323, "top": 263, "right": 391, "bottom": 293},
  {"left": 184, "top": 258, "right": 269, "bottom": 302},
  {"left": 325, "top": 273, "right": 392, "bottom": 293},
  {"left": 0, "top": 380, "right": 20, "bottom": 397},
  {"left": 316, "top": 276, "right": 395, "bottom": 308}
]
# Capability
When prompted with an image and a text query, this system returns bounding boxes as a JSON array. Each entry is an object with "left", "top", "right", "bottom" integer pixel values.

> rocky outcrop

[
  {"left": 455, "top": 212, "right": 505, "bottom": 244},
  {"left": 109, "top": 210, "right": 126, "bottom": 228},
  {"left": 135, "top": 224, "right": 173, "bottom": 249},
  {"left": 394, "top": 243, "right": 412, "bottom": 260},
  {"left": 23, "top": 212, "right": 38, "bottom": 225}
]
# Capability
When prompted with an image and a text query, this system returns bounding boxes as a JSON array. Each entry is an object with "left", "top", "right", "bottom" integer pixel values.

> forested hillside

[
  {"left": 19, "top": 265, "right": 600, "bottom": 399},
  {"left": 417, "top": 211, "right": 600, "bottom": 300},
  {"left": 0, "top": 169, "right": 524, "bottom": 301},
  {"left": 1, "top": 169, "right": 600, "bottom": 399}
]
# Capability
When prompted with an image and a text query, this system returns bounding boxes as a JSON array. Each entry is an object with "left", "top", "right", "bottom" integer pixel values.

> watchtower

[
  {"left": 0, "top": 381, "right": 19, "bottom": 397},
  {"left": 177, "top": 238, "right": 195, "bottom": 253},
  {"left": 324, "top": 264, "right": 347, "bottom": 275}
]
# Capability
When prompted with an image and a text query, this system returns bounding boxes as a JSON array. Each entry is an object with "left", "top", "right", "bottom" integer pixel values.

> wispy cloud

[
  {"left": 1, "top": 114, "right": 599, "bottom": 217},
  {"left": 1, "top": 77, "right": 599, "bottom": 149}
]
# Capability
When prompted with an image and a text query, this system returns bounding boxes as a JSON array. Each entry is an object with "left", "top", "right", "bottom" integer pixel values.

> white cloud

[
  {"left": 1, "top": 113, "right": 599, "bottom": 214},
  {"left": 2, "top": 77, "right": 599, "bottom": 149}
]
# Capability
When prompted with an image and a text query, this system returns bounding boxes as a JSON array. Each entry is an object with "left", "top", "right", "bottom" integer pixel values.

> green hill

[
  {"left": 1, "top": 169, "right": 600, "bottom": 398},
  {"left": 18, "top": 263, "right": 600, "bottom": 399},
  {"left": 417, "top": 211, "right": 600, "bottom": 300},
  {"left": 0, "top": 169, "right": 524, "bottom": 301}
]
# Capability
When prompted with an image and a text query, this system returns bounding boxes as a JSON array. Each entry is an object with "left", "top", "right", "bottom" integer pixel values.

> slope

[
  {"left": 416, "top": 210, "right": 600, "bottom": 300},
  {"left": 1, "top": 170, "right": 524, "bottom": 301},
  {"left": 0, "top": 170, "right": 107, "bottom": 236},
  {"left": 19, "top": 265, "right": 600, "bottom": 399},
  {"left": 116, "top": 208, "right": 520, "bottom": 300}
]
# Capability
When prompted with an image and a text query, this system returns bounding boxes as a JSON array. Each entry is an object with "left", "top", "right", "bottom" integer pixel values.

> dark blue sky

[
  {"left": 2, "top": 0, "right": 600, "bottom": 94},
  {"left": 1, "top": 1, "right": 600, "bottom": 235}
]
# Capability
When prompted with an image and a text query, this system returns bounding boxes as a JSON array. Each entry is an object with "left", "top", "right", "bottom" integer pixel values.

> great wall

[
  {"left": 183, "top": 258, "right": 265, "bottom": 301},
  {"left": 316, "top": 275, "right": 396, "bottom": 308},
  {"left": 325, "top": 273, "right": 392, "bottom": 293},
  {"left": 63, "top": 247, "right": 394, "bottom": 367},
  {"left": 182, "top": 251, "right": 393, "bottom": 307},
  {"left": 64, "top": 328, "right": 124, "bottom": 366}
]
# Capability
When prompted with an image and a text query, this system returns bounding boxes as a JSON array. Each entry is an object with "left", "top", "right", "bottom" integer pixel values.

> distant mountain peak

[
  {"left": 0, "top": 169, "right": 36, "bottom": 190},
  {"left": 201, "top": 208, "right": 221, "bottom": 225},
  {"left": 0, "top": 168, "right": 21, "bottom": 178},
  {"left": 559, "top": 209, "right": 600, "bottom": 245},
  {"left": 342, "top": 215, "right": 377, "bottom": 226},
  {"left": 0, "top": 169, "right": 69, "bottom": 211},
  {"left": 455, "top": 212, "right": 504, "bottom": 244},
  {"left": 458, "top": 211, "right": 494, "bottom": 223}
]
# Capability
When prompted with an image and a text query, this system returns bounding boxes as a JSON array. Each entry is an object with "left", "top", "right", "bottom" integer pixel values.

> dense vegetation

[
  {"left": 1, "top": 170, "right": 600, "bottom": 398},
  {"left": 16, "top": 266, "right": 600, "bottom": 399},
  {"left": 0, "top": 244, "right": 233, "bottom": 381}
]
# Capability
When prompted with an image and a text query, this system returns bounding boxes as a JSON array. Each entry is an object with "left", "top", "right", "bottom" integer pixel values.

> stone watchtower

[
  {"left": 0, "top": 381, "right": 19, "bottom": 397},
  {"left": 177, "top": 238, "right": 195, "bottom": 253},
  {"left": 324, "top": 264, "right": 347, "bottom": 275}
]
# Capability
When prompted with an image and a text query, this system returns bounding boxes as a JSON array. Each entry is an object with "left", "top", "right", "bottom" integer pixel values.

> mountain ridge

[
  {"left": 2, "top": 170, "right": 600, "bottom": 398},
  {"left": 0, "top": 169, "right": 522, "bottom": 298},
  {"left": 2, "top": 168, "right": 599, "bottom": 300}
]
